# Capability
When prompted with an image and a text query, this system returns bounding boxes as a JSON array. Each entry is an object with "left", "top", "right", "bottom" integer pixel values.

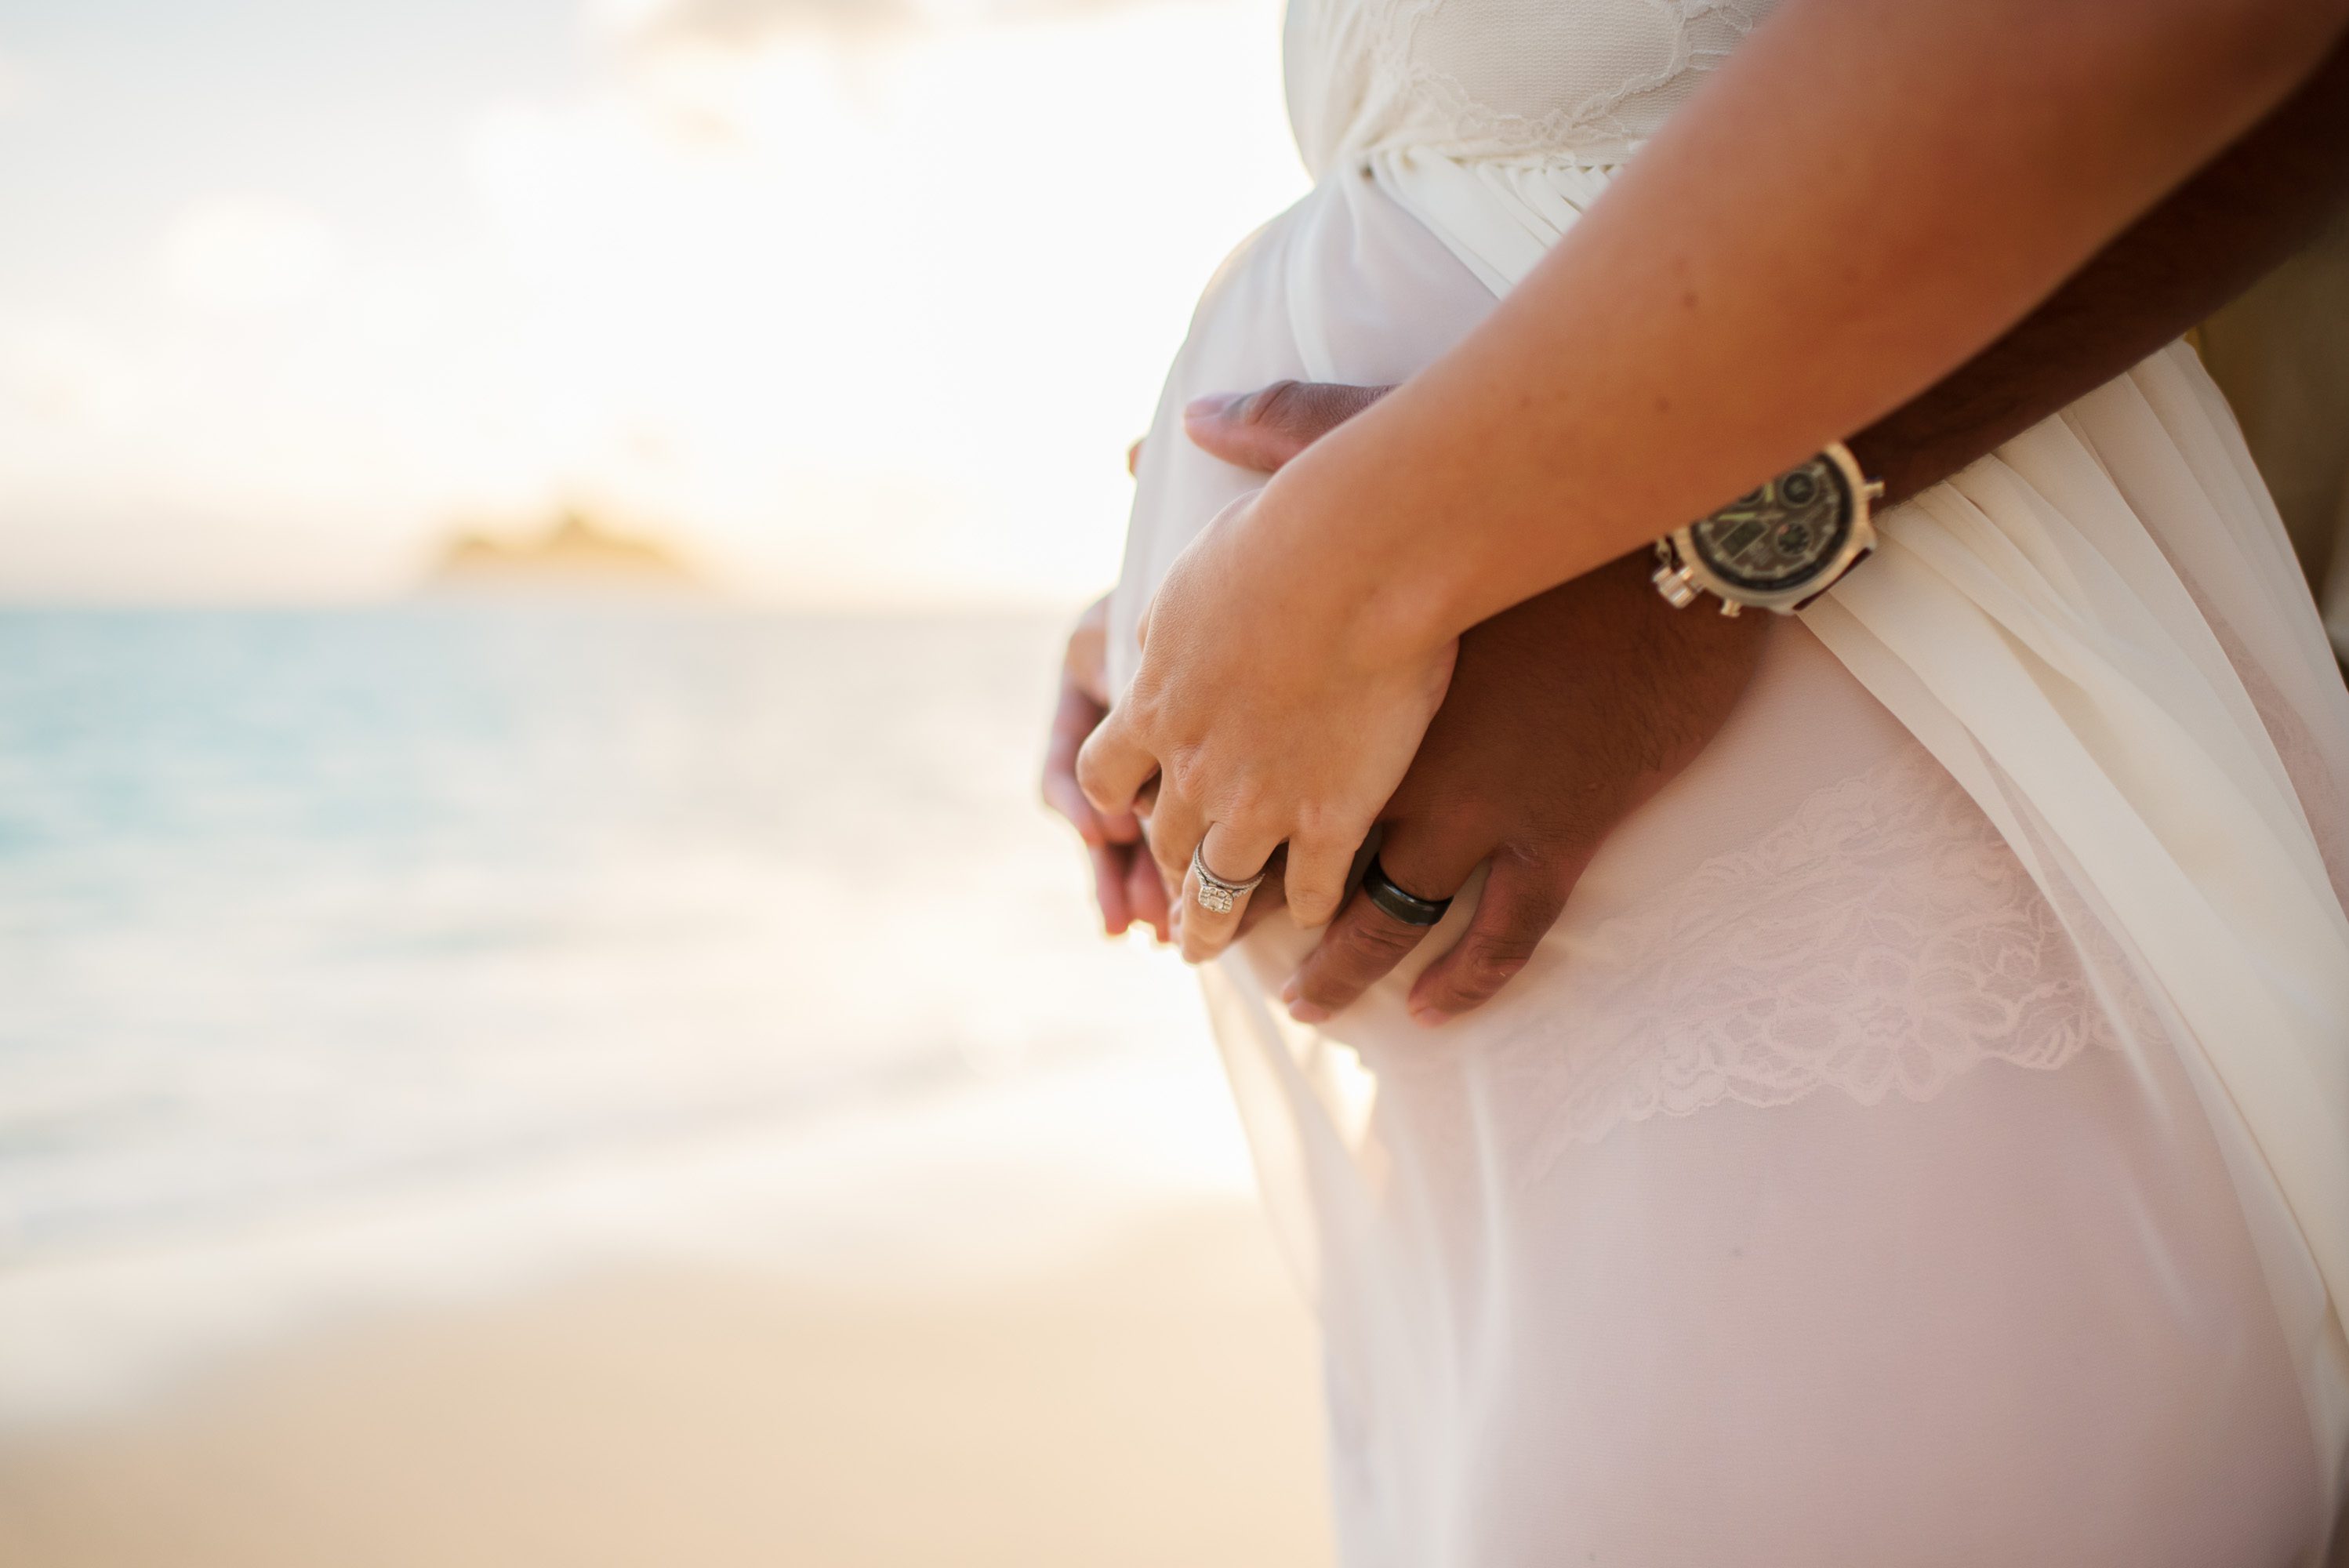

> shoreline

[{"left": 0, "top": 1049, "right": 1270, "bottom": 1430}]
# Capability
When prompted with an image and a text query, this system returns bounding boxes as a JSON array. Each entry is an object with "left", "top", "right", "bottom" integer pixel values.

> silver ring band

[{"left": 1190, "top": 841, "right": 1267, "bottom": 915}]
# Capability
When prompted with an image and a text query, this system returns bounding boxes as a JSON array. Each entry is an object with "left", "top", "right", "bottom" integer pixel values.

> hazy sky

[{"left": 0, "top": 0, "right": 1305, "bottom": 604}]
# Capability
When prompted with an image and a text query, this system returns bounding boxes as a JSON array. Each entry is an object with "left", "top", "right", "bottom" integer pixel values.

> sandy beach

[
  {"left": 0, "top": 1047, "right": 1335, "bottom": 1568},
  {"left": 0, "top": 1202, "right": 1329, "bottom": 1568},
  {"left": 0, "top": 608, "right": 1335, "bottom": 1565}
]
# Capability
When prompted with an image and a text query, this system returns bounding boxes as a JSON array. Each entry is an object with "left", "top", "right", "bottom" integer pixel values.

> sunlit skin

[
  {"left": 1045, "top": 24, "right": 2349, "bottom": 1004},
  {"left": 1075, "top": 0, "right": 2349, "bottom": 964}
]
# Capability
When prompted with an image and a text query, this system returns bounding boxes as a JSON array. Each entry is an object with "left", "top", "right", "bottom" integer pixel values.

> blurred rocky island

[{"left": 423, "top": 510, "right": 705, "bottom": 597}]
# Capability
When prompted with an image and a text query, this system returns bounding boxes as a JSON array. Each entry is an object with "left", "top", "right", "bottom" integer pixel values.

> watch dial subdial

[{"left": 1690, "top": 454, "right": 1852, "bottom": 591}]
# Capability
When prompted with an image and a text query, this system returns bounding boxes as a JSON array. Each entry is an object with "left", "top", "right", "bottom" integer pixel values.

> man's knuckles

[
  {"left": 1465, "top": 933, "right": 1538, "bottom": 983},
  {"left": 1196, "top": 380, "right": 1385, "bottom": 467},
  {"left": 1287, "top": 911, "right": 1425, "bottom": 1017},
  {"left": 1334, "top": 908, "right": 1426, "bottom": 964},
  {"left": 1248, "top": 379, "right": 1388, "bottom": 436},
  {"left": 1237, "top": 379, "right": 1316, "bottom": 439},
  {"left": 1421, "top": 936, "right": 1537, "bottom": 1012}
]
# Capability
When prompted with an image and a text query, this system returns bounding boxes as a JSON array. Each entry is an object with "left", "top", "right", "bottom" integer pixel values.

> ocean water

[{"left": 0, "top": 606, "right": 1209, "bottom": 1273}]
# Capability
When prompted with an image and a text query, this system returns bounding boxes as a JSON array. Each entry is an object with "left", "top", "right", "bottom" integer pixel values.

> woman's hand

[
  {"left": 1041, "top": 595, "right": 1171, "bottom": 942},
  {"left": 1149, "top": 0, "right": 2349, "bottom": 682},
  {"left": 1288, "top": 554, "right": 1759, "bottom": 1023},
  {"left": 1076, "top": 484, "right": 1457, "bottom": 963},
  {"left": 1180, "top": 383, "right": 1764, "bottom": 1019}
]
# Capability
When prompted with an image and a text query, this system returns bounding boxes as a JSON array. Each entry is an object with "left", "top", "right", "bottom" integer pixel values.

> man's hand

[
  {"left": 1042, "top": 594, "right": 1172, "bottom": 942},
  {"left": 1185, "top": 383, "right": 1766, "bottom": 1024},
  {"left": 1146, "top": 45, "right": 2349, "bottom": 1009}
]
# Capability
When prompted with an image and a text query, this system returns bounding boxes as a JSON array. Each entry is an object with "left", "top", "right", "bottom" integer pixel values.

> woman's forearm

[
  {"left": 1255, "top": 0, "right": 2349, "bottom": 659},
  {"left": 1858, "top": 34, "right": 2349, "bottom": 508}
]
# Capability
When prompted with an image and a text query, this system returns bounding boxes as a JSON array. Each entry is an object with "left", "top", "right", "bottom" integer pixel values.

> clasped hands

[{"left": 1043, "top": 382, "right": 1765, "bottom": 1025}]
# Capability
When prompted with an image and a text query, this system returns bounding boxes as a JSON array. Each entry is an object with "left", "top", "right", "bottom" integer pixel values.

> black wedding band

[{"left": 1362, "top": 855, "right": 1451, "bottom": 927}]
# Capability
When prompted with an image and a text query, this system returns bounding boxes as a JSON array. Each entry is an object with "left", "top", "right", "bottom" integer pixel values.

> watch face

[{"left": 1690, "top": 453, "right": 1853, "bottom": 593}]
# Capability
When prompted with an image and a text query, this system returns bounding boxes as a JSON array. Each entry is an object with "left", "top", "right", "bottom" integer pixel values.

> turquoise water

[{"left": 0, "top": 607, "right": 1180, "bottom": 1261}]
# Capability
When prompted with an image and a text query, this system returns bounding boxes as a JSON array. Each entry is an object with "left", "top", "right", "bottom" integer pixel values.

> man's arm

[
  {"left": 1854, "top": 31, "right": 2349, "bottom": 505},
  {"left": 1177, "top": 36, "right": 2349, "bottom": 1022},
  {"left": 1196, "top": 39, "right": 2349, "bottom": 503}
]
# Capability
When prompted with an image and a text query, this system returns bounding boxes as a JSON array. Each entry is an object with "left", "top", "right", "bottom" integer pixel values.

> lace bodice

[{"left": 1286, "top": 0, "right": 1775, "bottom": 174}]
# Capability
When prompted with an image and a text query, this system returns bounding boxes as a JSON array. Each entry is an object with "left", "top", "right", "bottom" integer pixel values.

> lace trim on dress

[
  {"left": 1482, "top": 744, "right": 2123, "bottom": 1184},
  {"left": 1367, "top": 0, "right": 1765, "bottom": 162}
]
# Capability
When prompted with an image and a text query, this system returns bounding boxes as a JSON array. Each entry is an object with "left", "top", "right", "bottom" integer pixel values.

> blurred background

[{"left": 0, "top": 2, "right": 1334, "bottom": 1562}]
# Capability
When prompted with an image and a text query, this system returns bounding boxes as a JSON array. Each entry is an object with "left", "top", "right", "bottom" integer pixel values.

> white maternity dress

[{"left": 1103, "top": 3, "right": 2349, "bottom": 1563}]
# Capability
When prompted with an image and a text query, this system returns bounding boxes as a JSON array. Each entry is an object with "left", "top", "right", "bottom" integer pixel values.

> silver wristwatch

[{"left": 1652, "top": 441, "right": 1884, "bottom": 616}]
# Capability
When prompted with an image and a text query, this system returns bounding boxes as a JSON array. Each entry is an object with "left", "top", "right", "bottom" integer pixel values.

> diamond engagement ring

[{"left": 1190, "top": 842, "right": 1268, "bottom": 915}]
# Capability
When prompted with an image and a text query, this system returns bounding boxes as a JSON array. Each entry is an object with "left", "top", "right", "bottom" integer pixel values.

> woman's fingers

[
  {"left": 1075, "top": 705, "right": 1159, "bottom": 820},
  {"left": 1280, "top": 822, "right": 1482, "bottom": 1022},
  {"left": 1406, "top": 854, "right": 1572, "bottom": 1025},
  {"left": 1233, "top": 847, "right": 1289, "bottom": 940},
  {"left": 1139, "top": 785, "right": 1205, "bottom": 899},
  {"left": 1279, "top": 829, "right": 1360, "bottom": 932},
  {"left": 1178, "top": 819, "right": 1283, "bottom": 963}
]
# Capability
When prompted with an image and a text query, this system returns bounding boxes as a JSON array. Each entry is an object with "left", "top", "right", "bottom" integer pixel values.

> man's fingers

[
  {"left": 1075, "top": 706, "right": 1158, "bottom": 819},
  {"left": 1280, "top": 897, "right": 1429, "bottom": 1025},
  {"left": 1042, "top": 769, "right": 1102, "bottom": 844},
  {"left": 1043, "top": 684, "right": 1112, "bottom": 843},
  {"left": 1407, "top": 855, "right": 1572, "bottom": 1025},
  {"left": 1280, "top": 822, "right": 1481, "bottom": 1022},
  {"left": 1126, "top": 847, "right": 1171, "bottom": 943},
  {"left": 1088, "top": 843, "right": 1133, "bottom": 936},
  {"left": 1182, "top": 381, "right": 1394, "bottom": 474},
  {"left": 1062, "top": 595, "right": 1113, "bottom": 709}
]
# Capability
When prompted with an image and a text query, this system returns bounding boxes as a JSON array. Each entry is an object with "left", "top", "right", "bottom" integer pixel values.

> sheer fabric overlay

[{"left": 1108, "top": 3, "right": 2349, "bottom": 1562}]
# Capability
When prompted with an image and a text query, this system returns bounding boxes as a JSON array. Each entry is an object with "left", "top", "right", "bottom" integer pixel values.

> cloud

[
  {"left": 2, "top": 0, "right": 1299, "bottom": 604},
  {"left": 158, "top": 198, "right": 337, "bottom": 315}
]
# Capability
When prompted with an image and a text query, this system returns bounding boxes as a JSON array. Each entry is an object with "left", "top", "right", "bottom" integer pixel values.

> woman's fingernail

[
  {"left": 1288, "top": 1000, "right": 1330, "bottom": 1025},
  {"left": 1184, "top": 392, "right": 1237, "bottom": 421},
  {"left": 1278, "top": 976, "right": 1301, "bottom": 1004},
  {"left": 1409, "top": 1004, "right": 1448, "bottom": 1028}
]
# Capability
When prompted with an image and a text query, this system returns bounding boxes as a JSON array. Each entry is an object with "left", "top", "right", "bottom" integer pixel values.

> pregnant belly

[
  {"left": 1132, "top": 176, "right": 2326, "bottom": 1568},
  {"left": 1111, "top": 169, "right": 1948, "bottom": 985},
  {"left": 1108, "top": 170, "right": 1498, "bottom": 695}
]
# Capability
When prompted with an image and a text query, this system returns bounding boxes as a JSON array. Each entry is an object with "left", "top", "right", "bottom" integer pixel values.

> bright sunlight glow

[{"left": 0, "top": 0, "right": 1307, "bottom": 606}]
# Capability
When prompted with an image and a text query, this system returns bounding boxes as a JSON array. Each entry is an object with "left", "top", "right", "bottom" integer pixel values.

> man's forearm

[
  {"left": 1202, "top": 41, "right": 2349, "bottom": 546},
  {"left": 1258, "top": 0, "right": 2349, "bottom": 660},
  {"left": 1856, "top": 36, "right": 2349, "bottom": 507}
]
